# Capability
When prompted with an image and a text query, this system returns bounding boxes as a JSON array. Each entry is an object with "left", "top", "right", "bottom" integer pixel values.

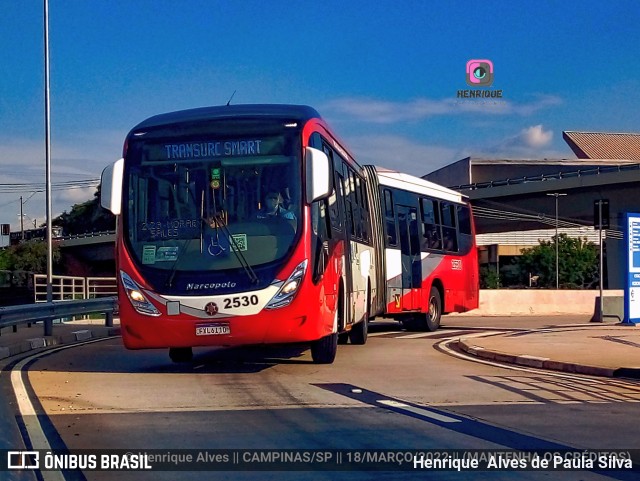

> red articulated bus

[{"left": 100, "top": 104, "right": 477, "bottom": 364}]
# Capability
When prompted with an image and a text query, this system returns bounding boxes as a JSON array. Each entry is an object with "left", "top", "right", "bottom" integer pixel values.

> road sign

[{"left": 624, "top": 213, "right": 640, "bottom": 325}]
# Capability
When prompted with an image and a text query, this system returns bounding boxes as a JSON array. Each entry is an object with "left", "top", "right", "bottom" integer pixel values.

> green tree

[
  {"left": 55, "top": 186, "right": 115, "bottom": 235},
  {"left": 480, "top": 265, "right": 500, "bottom": 289},
  {"left": 0, "top": 249, "right": 9, "bottom": 270},
  {"left": 516, "top": 234, "right": 599, "bottom": 289},
  {"left": 2, "top": 240, "right": 61, "bottom": 274}
]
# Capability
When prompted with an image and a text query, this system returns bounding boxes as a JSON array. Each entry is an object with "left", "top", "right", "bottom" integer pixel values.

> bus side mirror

[
  {"left": 100, "top": 158, "right": 124, "bottom": 215},
  {"left": 305, "top": 147, "right": 331, "bottom": 204}
]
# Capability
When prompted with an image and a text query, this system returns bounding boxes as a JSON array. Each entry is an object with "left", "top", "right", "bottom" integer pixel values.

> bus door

[
  {"left": 457, "top": 204, "right": 479, "bottom": 310},
  {"left": 397, "top": 205, "right": 421, "bottom": 310},
  {"left": 341, "top": 166, "right": 369, "bottom": 326},
  {"left": 337, "top": 171, "right": 356, "bottom": 328}
]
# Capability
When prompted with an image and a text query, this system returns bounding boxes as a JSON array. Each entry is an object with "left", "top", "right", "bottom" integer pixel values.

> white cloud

[
  {"left": 323, "top": 94, "right": 563, "bottom": 124},
  {"left": 468, "top": 124, "right": 571, "bottom": 160},
  {"left": 57, "top": 186, "right": 98, "bottom": 205},
  {"left": 499, "top": 124, "right": 554, "bottom": 152},
  {"left": 345, "top": 134, "right": 461, "bottom": 177},
  {"left": 520, "top": 124, "right": 554, "bottom": 148}
]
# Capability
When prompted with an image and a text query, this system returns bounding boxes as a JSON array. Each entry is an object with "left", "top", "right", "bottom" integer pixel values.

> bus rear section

[{"left": 364, "top": 166, "right": 479, "bottom": 331}]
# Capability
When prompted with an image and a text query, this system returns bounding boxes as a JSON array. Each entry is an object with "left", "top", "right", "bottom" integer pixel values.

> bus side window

[
  {"left": 440, "top": 202, "right": 458, "bottom": 252},
  {"left": 358, "top": 176, "right": 370, "bottom": 243},
  {"left": 323, "top": 144, "right": 342, "bottom": 232},
  {"left": 420, "top": 198, "right": 441, "bottom": 249},
  {"left": 458, "top": 204, "right": 472, "bottom": 235},
  {"left": 383, "top": 189, "right": 397, "bottom": 246},
  {"left": 311, "top": 199, "right": 331, "bottom": 282},
  {"left": 457, "top": 204, "right": 473, "bottom": 253},
  {"left": 340, "top": 164, "right": 355, "bottom": 238}
]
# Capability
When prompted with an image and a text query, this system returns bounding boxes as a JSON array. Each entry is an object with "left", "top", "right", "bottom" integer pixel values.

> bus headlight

[
  {"left": 265, "top": 260, "right": 307, "bottom": 309},
  {"left": 120, "top": 271, "right": 161, "bottom": 316}
]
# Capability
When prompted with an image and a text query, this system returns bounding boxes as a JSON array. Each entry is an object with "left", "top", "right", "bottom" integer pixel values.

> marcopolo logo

[{"left": 466, "top": 59, "right": 494, "bottom": 87}]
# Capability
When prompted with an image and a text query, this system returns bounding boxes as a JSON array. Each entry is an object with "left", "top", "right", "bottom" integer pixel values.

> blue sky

[{"left": 1, "top": 0, "right": 639, "bottom": 243}]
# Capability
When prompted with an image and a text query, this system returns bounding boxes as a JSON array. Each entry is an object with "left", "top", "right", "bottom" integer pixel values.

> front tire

[{"left": 311, "top": 333, "right": 338, "bottom": 364}]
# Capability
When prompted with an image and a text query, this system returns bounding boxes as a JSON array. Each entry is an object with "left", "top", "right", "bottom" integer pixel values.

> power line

[
  {"left": 0, "top": 178, "right": 99, "bottom": 194},
  {"left": 471, "top": 199, "right": 625, "bottom": 235}
]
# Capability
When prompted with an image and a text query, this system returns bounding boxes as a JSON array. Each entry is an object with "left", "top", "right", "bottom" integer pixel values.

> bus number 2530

[{"left": 223, "top": 295, "right": 259, "bottom": 309}]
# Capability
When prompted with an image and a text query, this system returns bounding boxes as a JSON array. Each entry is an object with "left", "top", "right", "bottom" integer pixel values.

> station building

[{"left": 422, "top": 132, "right": 640, "bottom": 289}]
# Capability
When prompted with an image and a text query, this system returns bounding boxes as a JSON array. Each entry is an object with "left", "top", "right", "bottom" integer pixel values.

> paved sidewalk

[{"left": 454, "top": 320, "right": 640, "bottom": 378}]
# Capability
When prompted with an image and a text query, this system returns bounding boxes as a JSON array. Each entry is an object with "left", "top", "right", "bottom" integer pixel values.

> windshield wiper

[
  {"left": 206, "top": 213, "right": 259, "bottom": 285},
  {"left": 203, "top": 184, "right": 259, "bottom": 285},
  {"left": 165, "top": 237, "right": 193, "bottom": 288}
]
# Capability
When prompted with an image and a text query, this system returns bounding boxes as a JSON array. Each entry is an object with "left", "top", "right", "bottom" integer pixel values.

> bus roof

[
  {"left": 370, "top": 165, "right": 467, "bottom": 204},
  {"left": 132, "top": 104, "right": 322, "bottom": 132}
]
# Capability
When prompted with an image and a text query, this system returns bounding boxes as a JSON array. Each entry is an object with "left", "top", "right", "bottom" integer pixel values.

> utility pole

[
  {"left": 592, "top": 199, "right": 609, "bottom": 322},
  {"left": 547, "top": 193, "right": 567, "bottom": 289},
  {"left": 44, "top": 0, "right": 54, "bottom": 335},
  {"left": 20, "top": 195, "right": 24, "bottom": 240}
]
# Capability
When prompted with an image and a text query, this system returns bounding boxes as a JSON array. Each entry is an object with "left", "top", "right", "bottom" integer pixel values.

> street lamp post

[
  {"left": 546, "top": 193, "right": 567, "bottom": 289},
  {"left": 44, "top": 0, "right": 54, "bottom": 335}
]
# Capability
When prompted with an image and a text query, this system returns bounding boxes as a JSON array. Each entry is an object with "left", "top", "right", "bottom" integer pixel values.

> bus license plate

[{"left": 195, "top": 323, "right": 230, "bottom": 336}]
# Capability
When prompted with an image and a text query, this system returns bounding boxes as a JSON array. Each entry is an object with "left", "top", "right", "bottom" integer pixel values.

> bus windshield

[{"left": 123, "top": 122, "right": 301, "bottom": 279}]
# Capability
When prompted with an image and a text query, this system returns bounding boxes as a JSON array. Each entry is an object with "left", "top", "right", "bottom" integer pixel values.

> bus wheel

[
  {"left": 169, "top": 347, "right": 193, "bottom": 363},
  {"left": 349, "top": 287, "right": 369, "bottom": 345},
  {"left": 425, "top": 286, "right": 442, "bottom": 331},
  {"left": 401, "top": 286, "right": 442, "bottom": 332},
  {"left": 349, "top": 317, "right": 368, "bottom": 345},
  {"left": 311, "top": 333, "right": 338, "bottom": 364}
]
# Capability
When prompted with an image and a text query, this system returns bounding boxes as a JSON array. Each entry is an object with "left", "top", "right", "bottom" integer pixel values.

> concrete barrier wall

[{"left": 455, "top": 289, "right": 624, "bottom": 316}]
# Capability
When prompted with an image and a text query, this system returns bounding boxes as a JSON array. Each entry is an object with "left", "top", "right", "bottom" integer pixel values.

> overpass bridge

[{"left": 58, "top": 231, "right": 116, "bottom": 277}]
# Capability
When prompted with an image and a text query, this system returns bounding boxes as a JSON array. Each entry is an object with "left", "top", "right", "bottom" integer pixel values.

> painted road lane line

[
  {"left": 11, "top": 352, "right": 66, "bottom": 481},
  {"left": 376, "top": 399, "right": 461, "bottom": 423},
  {"left": 10, "top": 338, "right": 109, "bottom": 481}
]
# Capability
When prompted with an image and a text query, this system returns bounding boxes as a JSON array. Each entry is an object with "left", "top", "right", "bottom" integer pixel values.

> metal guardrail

[
  {"left": 60, "top": 230, "right": 116, "bottom": 240},
  {"left": 0, "top": 296, "right": 118, "bottom": 336}
]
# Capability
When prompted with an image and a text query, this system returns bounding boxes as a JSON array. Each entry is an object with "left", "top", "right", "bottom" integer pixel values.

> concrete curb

[
  {"left": 0, "top": 326, "right": 121, "bottom": 361},
  {"left": 457, "top": 337, "right": 640, "bottom": 379}
]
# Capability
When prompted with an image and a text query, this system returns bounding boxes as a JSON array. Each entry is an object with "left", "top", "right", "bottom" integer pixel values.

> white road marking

[
  {"left": 11, "top": 352, "right": 66, "bottom": 481},
  {"left": 10, "top": 338, "right": 109, "bottom": 481},
  {"left": 367, "top": 331, "right": 403, "bottom": 337},
  {"left": 376, "top": 399, "right": 461, "bottom": 423},
  {"left": 396, "top": 332, "right": 441, "bottom": 339}
]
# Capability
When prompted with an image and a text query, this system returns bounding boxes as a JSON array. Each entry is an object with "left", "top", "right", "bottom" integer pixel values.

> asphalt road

[{"left": 2, "top": 317, "right": 640, "bottom": 481}]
